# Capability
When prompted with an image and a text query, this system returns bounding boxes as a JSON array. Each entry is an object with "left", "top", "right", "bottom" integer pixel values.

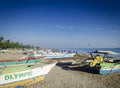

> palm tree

[
  {"left": 0, "top": 36, "right": 4, "bottom": 42},
  {"left": 0, "top": 36, "right": 4, "bottom": 49}
]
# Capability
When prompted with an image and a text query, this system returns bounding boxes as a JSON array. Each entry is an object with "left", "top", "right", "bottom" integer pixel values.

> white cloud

[
  {"left": 112, "top": 42, "right": 120, "bottom": 46},
  {"left": 112, "top": 30, "right": 120, "bottom": 34}
]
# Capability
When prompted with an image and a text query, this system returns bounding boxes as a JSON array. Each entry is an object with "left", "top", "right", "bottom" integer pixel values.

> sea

[{"left": 59, "top": 48, "right": 120, "bottom": 54}]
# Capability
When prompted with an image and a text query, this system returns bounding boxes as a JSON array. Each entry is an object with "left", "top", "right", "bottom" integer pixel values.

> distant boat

[
  {"left": 0, "top": 60, "right": 56, "bottom": 87},
  {"left": 31, "top": 48, "right": 76, "bottom": 59},
  {"left": 45, "top": 52, "right": 76, "bottom": 59},
  {"left": 33, "top": 50, "right": 76, "bottom": 59},
  {"left": 89, "top": 50, "right": 120, "bottom": 74}
]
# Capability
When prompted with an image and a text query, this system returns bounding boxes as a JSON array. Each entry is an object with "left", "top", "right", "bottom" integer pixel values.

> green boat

[
  {"left": 0, "top": 56, "right": 44, "bottom": 66},
  {"left": 89, "top": 50, "right": 120, "bottom": 74}
]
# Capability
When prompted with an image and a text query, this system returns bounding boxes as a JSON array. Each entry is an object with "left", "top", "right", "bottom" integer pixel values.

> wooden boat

[
  {"left": 0, "top": 60, "right": 56, "bottom": 87},
  {"left": 45, "top": 52, "right": 76, "bottom": 59},
  {"left": 0, "top": 56, "right": 44, "bottom": 66},
  {"left": 89, "top": 50, "right": 120, "bottom": 74},
  {"left": 98, "top": 62, "right": 120, "bottom": 74},
  {"left": 32, "top": 49, "right": 76, "bottom": 59}
]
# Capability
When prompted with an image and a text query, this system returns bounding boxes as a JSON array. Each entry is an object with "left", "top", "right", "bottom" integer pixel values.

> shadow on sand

[{"left": 56, "top": 62, "right": 99, "bottom": 74}]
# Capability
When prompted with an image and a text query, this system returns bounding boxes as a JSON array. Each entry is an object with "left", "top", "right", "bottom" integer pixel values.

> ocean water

[{"left": 60, "top": 48, "right": 120, "bottom": 54}]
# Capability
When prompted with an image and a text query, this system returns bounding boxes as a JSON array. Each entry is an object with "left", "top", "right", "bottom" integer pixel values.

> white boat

[
  {"left": 0, "top": 60, "right": 56, "bottom": 88},
  {"left": 32, "top": 50, "right": 76, "bottom": 59},
  {"left": 45, "top": 52, "right": 76, "bottom": 59}
]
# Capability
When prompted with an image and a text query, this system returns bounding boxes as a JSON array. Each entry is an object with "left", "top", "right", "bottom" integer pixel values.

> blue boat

[{"left": 89, "top": 50, "right": 120, "bottom": 74}]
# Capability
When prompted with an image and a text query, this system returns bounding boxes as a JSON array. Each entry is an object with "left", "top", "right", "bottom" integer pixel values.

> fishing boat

[
  {"left": 0, "top": 56, "right": 44, "bottom": 66},
  {"left": 32, "top": 49, "right": 76, "bottom": 59},
  {"left": 0, "top": 60, "right": 56, "bottom": 88},
  {"left": 44, "top": 52, "right": 76, "bottom": 59},
  {"left": 33, "top": 52, "right": 76, "bottom": 59},
  {"left": 89, "top": 50, "right": 120, "bottom": 74},
  {"left": 33, "top": 51, "right": 76, "bottom": 59}
]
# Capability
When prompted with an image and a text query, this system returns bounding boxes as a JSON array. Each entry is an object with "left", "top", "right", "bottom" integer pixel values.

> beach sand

[
  {"left": 0, "top": 51, "right": 120, "bottom": 88},
  {"left": 0, "top": 50, "right": 26, "bottom": 60},
  {"left": 26, "top": 65, "right": 120, "bottom": 88}
]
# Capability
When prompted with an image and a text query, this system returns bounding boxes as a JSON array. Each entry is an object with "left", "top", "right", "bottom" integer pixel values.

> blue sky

[{"left": 0, "top": 0, "right": 120, "bottom": 48}]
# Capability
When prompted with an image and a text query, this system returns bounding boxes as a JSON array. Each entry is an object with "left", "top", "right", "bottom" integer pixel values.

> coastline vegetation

[{"left": 0, "top": 36, "right": 33, "bottom": 49}]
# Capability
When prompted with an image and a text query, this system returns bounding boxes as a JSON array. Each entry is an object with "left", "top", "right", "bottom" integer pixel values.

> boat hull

[
  {"left": 0, "top": 62, "right": 56, "bottom": 88},
  {"left": 98, "top": 62, "right": 120, "bottom": 74},
  {"left": 1, "top": 76, "right": 45, "bottom": 88},
  {"left": 0, "top": 57, "right": 43, "bottom": 66}
]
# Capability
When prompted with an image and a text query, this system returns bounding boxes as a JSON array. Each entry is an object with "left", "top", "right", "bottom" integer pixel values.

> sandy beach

[
  {"left": 0, "top": 51, "right": 120, "bottom": 88},
  {"left": 26, "top": 64, "right": 120, "bottom": 88},
  {"left": 1, "top": 0, "right": 120, "bottom": 87},
  {"left": 0, "top": 50, "right": 26, "bottom": 60}
]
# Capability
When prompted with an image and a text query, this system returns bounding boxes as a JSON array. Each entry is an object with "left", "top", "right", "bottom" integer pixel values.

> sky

[{"left": 0, "top": 0, "right": 120, "bottom": 48}]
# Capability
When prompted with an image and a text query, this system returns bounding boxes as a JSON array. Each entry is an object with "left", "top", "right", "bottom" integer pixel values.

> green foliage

[{"left": 0, "top": 36, "right": 33, "bottom": 49}]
